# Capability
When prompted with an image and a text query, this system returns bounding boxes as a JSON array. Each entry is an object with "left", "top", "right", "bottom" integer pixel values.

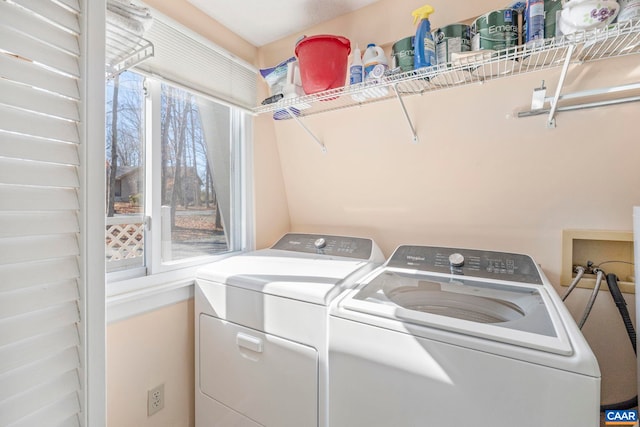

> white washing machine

[
  {"left": 195, "top": 233, "right": 383, "bottom": 427},
  {"left": 329, "top": 245, "right": 601, "bottom": 427}
]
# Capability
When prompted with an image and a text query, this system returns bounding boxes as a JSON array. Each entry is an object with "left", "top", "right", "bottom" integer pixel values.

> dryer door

[{"left": 199, "top": 314, "right": 318, "bottom": 427}]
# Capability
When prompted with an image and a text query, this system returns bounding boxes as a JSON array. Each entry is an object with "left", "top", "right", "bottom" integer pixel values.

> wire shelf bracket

[
  {"left": 393, "top": 83, "right": 419, "bottom": 144},
  {"left": 286, "top": 108, "right": 327, "bottom": 153},
  {"left": 518, "top": 81, "right": 640, "bottom": 119},
  {"left": 106, "top": 19, "right": 154, "bottom": 80},
  {"left": 547, "top": 43, "right": 575, "bottom": 128}
]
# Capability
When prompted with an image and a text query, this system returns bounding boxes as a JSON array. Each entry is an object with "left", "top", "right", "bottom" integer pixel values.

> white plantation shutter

[{"left": 0, "top": 0, "right": 103, "bottom": 426}]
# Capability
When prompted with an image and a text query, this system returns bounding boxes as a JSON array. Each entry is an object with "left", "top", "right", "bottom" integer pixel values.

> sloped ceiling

[{"left": 187, "top": 0, "right": 381, "bottom": 46}]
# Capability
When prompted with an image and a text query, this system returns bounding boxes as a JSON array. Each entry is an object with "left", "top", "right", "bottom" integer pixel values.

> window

[
  {"left": 104, "top": 6, "right": 256, "bottom": 290},
  {"left": 106, "top": 70, "right": 246, "bottom": 278},
  {"left": 158, "top": 81, "right": 233, "bottom": 262},
  {"left": 106, "top": 71, "right": 146, "bottom": 273}
]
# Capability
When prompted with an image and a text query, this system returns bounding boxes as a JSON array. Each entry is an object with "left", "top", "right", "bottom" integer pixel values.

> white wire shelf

[
  {"left": 106, "top": 20, "right": 154, "bottom": 80},
  {"left": 254, "top": 18, "right": 640, "bottom": 119}
]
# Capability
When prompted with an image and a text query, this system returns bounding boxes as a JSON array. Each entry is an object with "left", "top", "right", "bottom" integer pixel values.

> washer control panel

[
  {"left": 387, "top": 245, "right": 542, "bottom": 284},
  {"left": 272, "top": 233, "right": 374, "bottom": 260}
]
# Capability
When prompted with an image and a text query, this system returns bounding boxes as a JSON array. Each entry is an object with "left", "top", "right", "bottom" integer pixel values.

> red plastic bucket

[{"left": 295, "top": 35, "right": 351, "bottom": 95}]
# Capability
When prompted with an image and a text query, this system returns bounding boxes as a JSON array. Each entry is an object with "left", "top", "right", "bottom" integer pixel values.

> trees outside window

[{"left": 106, "top": 71, "right": 234, "bottom": 276}]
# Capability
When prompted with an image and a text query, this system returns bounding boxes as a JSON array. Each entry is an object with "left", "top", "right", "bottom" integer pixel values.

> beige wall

[
  {"left": 257, "top": 0, "right": 639, "bottom": 410},
  {"left": 107, "top": 300, "right": 194, "bottom": 427},
  {"left": 254, "top": 110, "right": 292, "bottom": 248}
]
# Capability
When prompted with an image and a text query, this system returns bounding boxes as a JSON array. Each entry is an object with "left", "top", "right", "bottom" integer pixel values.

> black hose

[
  {"left": 599, "top": 273, "right": 637, "bottom": 412},
  {"left": 606, "top": 273, "right": 636, "bottom": 354},
  {"left": 601, "top": 396, "right": 638, "bottom": 411}
]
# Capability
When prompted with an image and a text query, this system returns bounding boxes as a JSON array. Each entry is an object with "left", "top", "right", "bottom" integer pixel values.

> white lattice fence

[{"left": 106, "top": 215, "right": 145, "bottom": 271}]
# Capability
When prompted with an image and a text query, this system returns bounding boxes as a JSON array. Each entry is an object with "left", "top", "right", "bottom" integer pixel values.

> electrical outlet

[{"left": 147, "top": 384, "right": 164, "bottom": 416}]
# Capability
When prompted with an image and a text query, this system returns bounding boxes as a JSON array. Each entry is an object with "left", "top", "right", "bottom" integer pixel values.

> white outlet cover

[{"left": 148, "top": 384, "right": 165, "bottom": 416}]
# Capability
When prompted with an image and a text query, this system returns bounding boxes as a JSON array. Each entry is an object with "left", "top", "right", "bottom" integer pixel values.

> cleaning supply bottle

[
  {"left": 412, "top": 5, "right": 436, "bottom": 69},
  {"left": 349, "top": 44, "right": 363, "bottom": 85},
  {"left": 525, "top": 0, "right": 545, "bottom": 47},
  {"left": 362, "top": 43, "right": 388, "bottom": 80}
]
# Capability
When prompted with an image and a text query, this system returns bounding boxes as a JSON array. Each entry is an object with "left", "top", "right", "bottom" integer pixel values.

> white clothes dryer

[
  {"left": 329, "top": 245, "right": 601, "bottom": 427},
  {"left": 195, "top": 233, "right": 383, "bottom": 427}
]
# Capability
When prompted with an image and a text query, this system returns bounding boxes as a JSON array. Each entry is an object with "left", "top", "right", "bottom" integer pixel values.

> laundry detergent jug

[{"left": 362, "top": 43, "right": 388, "bottom": 79}]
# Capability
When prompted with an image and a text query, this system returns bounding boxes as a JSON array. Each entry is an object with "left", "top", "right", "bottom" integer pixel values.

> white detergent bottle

[
  {"left": 362, "top": 43, "right": 388, "bottom": 80},
  {"left": 349, "top": 44, "right": 363, "bottom": 85}
]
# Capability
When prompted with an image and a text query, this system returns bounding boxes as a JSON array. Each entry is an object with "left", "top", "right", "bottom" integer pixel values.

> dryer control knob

[
  {"left": 314, "top": 238, "right": 327, "bottom": 249},
  {"left": 449, "top": 253, "right": 465, "bottom": 267}
]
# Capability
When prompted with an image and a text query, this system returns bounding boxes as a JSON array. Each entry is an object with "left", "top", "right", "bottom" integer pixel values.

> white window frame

[
  {"left": 145, "top": 76, "right": 251, "bottom": 275},
  {"left": 83, "top": 1, "right": 108, "bottom": 424}
]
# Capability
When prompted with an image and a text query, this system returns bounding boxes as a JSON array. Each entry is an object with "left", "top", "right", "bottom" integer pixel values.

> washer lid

[{"left": 340, "top": 269, "right": 573, "bottom": 355}]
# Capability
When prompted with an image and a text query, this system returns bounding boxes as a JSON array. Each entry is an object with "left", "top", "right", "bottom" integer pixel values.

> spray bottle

[
  {"left": 525, "top": 0, "right": 545, "bottom": 47},
  {"left": 412, "top": 5, "right": 437, "bottom": 69},
  {"left": 349, "top": 44, "right": 363, "bottom": 85}
]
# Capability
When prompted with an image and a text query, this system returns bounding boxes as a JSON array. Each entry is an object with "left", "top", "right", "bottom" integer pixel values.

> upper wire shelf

[
  {"left": 106, "top": 19, "right": 154, "bottom": 80},
  {"left": 254, "top": 19, "right": 640, "bottom": 119}
]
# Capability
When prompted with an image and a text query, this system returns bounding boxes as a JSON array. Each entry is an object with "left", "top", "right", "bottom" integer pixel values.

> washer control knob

[
  {"left": 449, "top": 253, "right": 465, "bottom": 267},
  {"left": 314, "top": 238, "right": 327, "bottom": 249}
]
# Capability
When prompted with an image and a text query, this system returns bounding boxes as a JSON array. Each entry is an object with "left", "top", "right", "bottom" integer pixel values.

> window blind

[
  {"left": 135, "top": 10, "right": 258, "bottom": 110},
  {"left": 0, "top": 1, "right": 84, "bottom": 426}
]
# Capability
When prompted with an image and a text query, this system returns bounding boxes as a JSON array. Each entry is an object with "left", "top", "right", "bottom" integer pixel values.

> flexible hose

[
  {"left": 605, "top": 273, "right": 636, "bottom": 354},
  {"left": 564, "top": 270, "right": 638, "bottom": 411},
  {"left": 601, "top": 395, "right": 639, "bottom": 411},
  {"left": 577, "top": 270, "right": 603, "bottom": 329},
  {"left": 599, "top": 273, "right": 637, "bottom": 412},
  {"left": 562, "top": 266, "right": 585, "bottom": 301}
]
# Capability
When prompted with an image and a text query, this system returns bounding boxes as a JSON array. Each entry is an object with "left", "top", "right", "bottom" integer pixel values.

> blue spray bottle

[{"left": 412, "top": 4, "right": 436, "bottom": 69}]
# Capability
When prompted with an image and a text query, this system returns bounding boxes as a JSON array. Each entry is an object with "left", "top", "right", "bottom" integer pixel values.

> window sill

[{"left": 106, "top": 252, "right": 239, "bottom": 323}]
